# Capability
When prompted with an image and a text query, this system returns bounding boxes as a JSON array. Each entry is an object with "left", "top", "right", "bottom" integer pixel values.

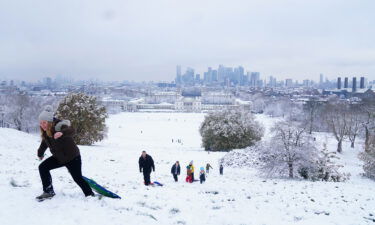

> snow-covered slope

[{"left": 0, "top": 113, "right": 374, "bottom": 225}]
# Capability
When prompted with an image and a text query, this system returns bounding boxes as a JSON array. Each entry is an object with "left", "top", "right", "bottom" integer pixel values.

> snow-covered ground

[{"left": 0, "top": 112, "right": 374, "bottom": 225}]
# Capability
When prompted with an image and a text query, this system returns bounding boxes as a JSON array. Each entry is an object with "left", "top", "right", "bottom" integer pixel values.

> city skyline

[{"left": 1, "top": 0, "right": 375, "bottom": 82}]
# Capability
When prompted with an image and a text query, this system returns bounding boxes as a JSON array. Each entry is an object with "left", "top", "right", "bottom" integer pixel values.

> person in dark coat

[
  {"left": 220, "top": 164, "right": 224, "bottom": 175},
  {"left": 139, "top": 151, "right": 155, "bottom": 185},
  {"left": 206, "top": 163, "right": 213, "bottom": 174},
  {"left": 36, "top": 105, "right": 94, "bottom": 201},
  {"left": 199, "top": 167, "right": 206, "bottom": 184},
  {"left": 171, "top": 161, "right": 181, "bottom": 182}
]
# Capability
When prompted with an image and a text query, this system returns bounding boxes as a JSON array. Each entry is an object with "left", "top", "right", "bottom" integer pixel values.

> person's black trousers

[
  {"left": 143, "top": 170, "right": 151, "bottom": 185},
  {"left": 200, "top": 175, "right": 205, "bottom": 184},
  {"left": 191, "top": 172, "right": 195, "bottom": 181},
  {"left": 173, "top": 174, "right": 178, "bottom": 182},
  {"left": 39, "top": 156, "right": 93, "bottom": 196}
]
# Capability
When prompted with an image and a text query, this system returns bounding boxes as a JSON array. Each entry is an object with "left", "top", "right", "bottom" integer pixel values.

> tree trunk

[
  {"left": 365, "top": 127, "right": 370, "bottom": 152},
  {"left": 337, "top": 139, "right": 343, "bottom": 153},
  {"left": 351, "top": 141, "right": 355, "bottom": 148},
  {"left": 288, "top": 163, "right": 294, "bottom": 178}
]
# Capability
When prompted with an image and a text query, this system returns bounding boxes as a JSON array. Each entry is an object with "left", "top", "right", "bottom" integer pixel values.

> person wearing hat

[
  {"left": 199, "top": 167, "right": 206, "bottom": 184},
  {"left": 188, "top": 161, "right": 195, "bottom": 181},
  {"left": 36, "top": 105, "right": 94, "bottom": 201}
]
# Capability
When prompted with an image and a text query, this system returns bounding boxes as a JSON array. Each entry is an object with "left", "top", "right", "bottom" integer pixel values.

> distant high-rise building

[
  {"left": 320, "top": 73, "right": 324, "bottom": 85},
  {"left": 352, "top": 77, "right": 357, "bottom": 92},
  {"left": 344, "top": 77, "right": 348, "bottom": 88},
  {"left": 195, "top": 74, "right": 201, "bottom": 83},
  {"left": 218, "top": 65, "right": 226, "bottom": 83},
  {"left": 212, "top": 70, "right": 218, "bottom": 82},
  {"left": 285, "top": 79, "right": 293, "bottom": 87},
  {"left": 360, "top": 77, "right": 365, "bottom": 89},
  {"left": 176, "top": 65, "right": 182, "bottom": 84},
  {"left": 250, "top": 72, "right": 260, "bottom": 87},
  {"left": 337, "top": 77, "right": 341, "bottom": 89}
]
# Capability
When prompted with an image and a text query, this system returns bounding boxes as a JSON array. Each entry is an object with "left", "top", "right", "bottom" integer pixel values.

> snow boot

[{"left": 36, "top": 192, "right": 55, "bottom": 202}]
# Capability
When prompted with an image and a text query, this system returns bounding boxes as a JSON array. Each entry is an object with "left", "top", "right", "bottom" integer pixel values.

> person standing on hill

[
  {"left": 36, "top": 105, "right": 94, "bottom": 201},
  {"left": 206, "top": 163, "right": 213, "bottom": 174},
  {"left": 171, "top": 161, "right": 181, "bottom": 182},
  {"left": 220, "top": 164, "right": 224, "bottom": 175},
  {"left": 139, "top": 151, "right": 155, "bottom": 185},
  {"left": 199, "top": 167, "right": 206, "bottom": 184}
]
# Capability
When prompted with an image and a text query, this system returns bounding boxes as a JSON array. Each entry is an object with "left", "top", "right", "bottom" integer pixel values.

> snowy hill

[{"left": 0, "top": 113, "right": 374, "bottom": 225}]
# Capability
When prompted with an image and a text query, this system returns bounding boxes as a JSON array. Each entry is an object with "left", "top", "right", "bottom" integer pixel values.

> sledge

[
  {"left": 144, "top": 181, "right": 164, "bottom": 186},
  {"left": 83, "top": 176, "right": 121, "bottom": 199},
  {"left": 153, "top": 181, "right": 163, "bottom": 186}
]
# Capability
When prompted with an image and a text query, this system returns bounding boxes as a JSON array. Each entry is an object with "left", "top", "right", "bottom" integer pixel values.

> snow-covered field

[{"left": 0, "top": 112, "right": 374, "bottom": 225}]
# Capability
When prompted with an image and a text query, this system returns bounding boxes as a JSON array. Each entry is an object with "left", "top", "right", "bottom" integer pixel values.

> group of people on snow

[
  {"left": 171, "top": 161, "right": 224, "bottom": 184},
  {"left": 35, "top": 105, "right": 225, "bottom": 201}
]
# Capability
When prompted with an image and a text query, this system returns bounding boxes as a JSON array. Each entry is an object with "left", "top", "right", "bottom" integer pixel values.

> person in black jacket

[
  {"left": 36, "top": 105, "right": 94, "bottom": 201},
  {"left": 171, "top": 161, "right": 181, "bottom": 182},
  {"left": 139, "top": 151, "right": 155, "bottom": 185}
]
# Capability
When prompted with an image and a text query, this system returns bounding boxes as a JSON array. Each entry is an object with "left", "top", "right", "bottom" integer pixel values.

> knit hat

[{"left": 39, "top": 105, "right": 54, "bottom": 122}]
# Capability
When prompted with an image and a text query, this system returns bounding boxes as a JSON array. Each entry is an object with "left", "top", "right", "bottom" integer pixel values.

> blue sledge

[
  {"left": 83, "top": 176, "right": 121, "bottom": 199},
  {"left": 153, "top": 181, "right": 164, "bottom": 186}
]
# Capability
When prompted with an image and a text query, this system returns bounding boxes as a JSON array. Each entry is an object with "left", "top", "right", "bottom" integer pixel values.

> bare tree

[
  {"left": 359, "top": 98, "right": 375, "bottom": 152},
  {"left": 324, "top": 101, "right": 349, "bottom": 153},
  {"left": 347, "top": 107, "right": 362, "bottom": 148},
  {"left": 304, "top": 98, "right": 322, "bottom": 134}
]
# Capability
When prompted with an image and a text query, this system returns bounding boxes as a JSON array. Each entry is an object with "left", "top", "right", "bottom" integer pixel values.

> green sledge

[{"left": 83, "top": 176, "right": 121, "bottom": 199}]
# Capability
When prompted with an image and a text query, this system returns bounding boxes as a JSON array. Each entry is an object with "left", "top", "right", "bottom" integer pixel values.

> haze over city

[{"left": 1, "top": 0, "right": 374, "bottom": 82}]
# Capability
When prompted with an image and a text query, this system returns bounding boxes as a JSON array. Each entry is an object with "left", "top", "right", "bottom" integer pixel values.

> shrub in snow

[
  {"left": 220, "top": 144, "right": 263, "bottom": 168},
  {"left": 259, "top": 121, "right": 318, "bottom": 178},
  {"left": 56, "top": 93, "right": 108, "bottom": 145},
  {"left": 199, "top": 109, "right": 264, "bottom": 151},
  {"left": 299, "top": 143, "right": 350, "bottom": 182}
]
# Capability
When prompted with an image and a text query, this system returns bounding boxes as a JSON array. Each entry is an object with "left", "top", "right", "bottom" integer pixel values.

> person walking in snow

[
  {"left": 171, "top": 161, "right": 181, "bottom": 182},
  {"left": 219, "top": 164, "right": 224, "bottom": 175},
  {"left": 199, "top": 167, "right": 206, "bottom": 184},
  {"left": 139, "top": 150, "right": 155, "bottom": 186},
  {"left": 36, "top": 105, "right": 94, "bottom": 201},
  {"left": 206, "top": 163, "right": 213, "bottom": 174}
]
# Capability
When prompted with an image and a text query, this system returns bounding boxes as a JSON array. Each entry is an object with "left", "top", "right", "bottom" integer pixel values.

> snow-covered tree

[
  {"left": 303, "top": 98, "right": 323, "bottom": 134},
  {"left": 299, "top": 142, "right": 350, "bottom": 182},
  {"left": 56, "top": 93, "right": 108, "bottom": 145},
  {"left": 324, "top": 101, "right": 349, "bottom": 153},
  {"left": 199, "top": 109, "right": 264, "bottom": 151},
  {"left": 259, "top": 121, "right": 317, "bottom": 178},
  {"left": 347, "top": 108, "right": 362, "bottom": 148},
  {"left": 1, "top": 94, "right": 58, "bottom": 133},
  {"left": 359, "top": 99, "right": 375, "bottom": 153},
  {"left": 359, "top": 135, "right": 375, "bottom": 180}
]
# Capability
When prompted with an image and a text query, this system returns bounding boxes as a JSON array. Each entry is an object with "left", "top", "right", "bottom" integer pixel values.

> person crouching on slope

[
  {"left": 189, "top": 161, "right": 195, "bottom": 181},
  {"left": 36, "top": 105, "right": 94, "bottom": 201},
  {"left": 139, "top": 151, "right": 155, "bottom": 186}
]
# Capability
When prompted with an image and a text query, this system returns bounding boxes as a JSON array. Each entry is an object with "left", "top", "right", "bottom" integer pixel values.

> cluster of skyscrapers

[{"left": 175, "top": 65, "right": 262, "bottom": 87}]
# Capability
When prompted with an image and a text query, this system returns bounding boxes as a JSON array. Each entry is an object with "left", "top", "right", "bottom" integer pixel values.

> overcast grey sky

[{"left": 0, "top": 0, "right": 374, "bottom": 82}]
